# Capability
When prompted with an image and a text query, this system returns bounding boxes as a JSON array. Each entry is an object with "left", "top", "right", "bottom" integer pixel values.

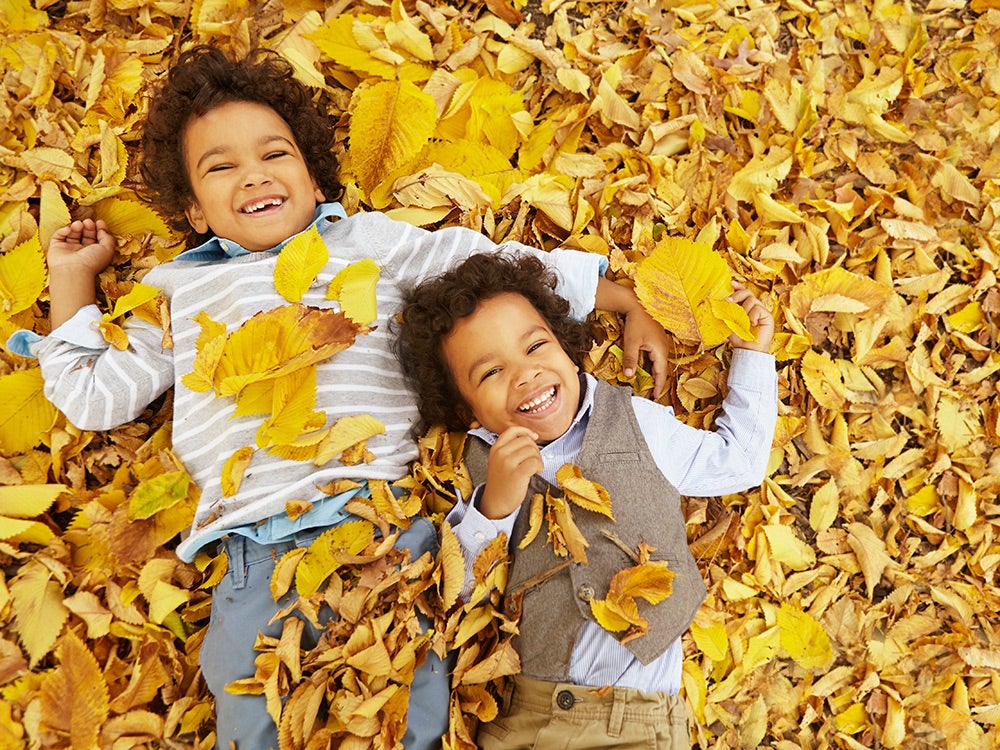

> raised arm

[
  {"left": 47, "top": 219, "right": 117, "bottom": 328},
  {"left": 594, "top": 278, "right": 671, "bottom": 399}
]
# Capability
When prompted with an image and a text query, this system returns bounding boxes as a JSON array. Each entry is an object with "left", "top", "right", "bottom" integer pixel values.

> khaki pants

[{"left": 477, "top": 675, "right": 690, "bottom": 750}]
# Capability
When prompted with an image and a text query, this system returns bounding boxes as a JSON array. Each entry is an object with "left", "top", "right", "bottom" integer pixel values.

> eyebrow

[{"left": 194, "top": 134, "right": 297, "bottom": 172}]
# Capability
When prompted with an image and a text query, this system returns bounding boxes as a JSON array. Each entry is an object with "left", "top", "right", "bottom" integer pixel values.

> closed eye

[
  {"left": 527, "top": 340, "right": 547, "bottom": 353},
  {"left": 206, "top": 163, "right": 233, "bottom": 173},
  {"left": 479, "top": 366, "right": 501, "bottom": 383},
  {"left": 265, "top": 150, "right": 291, "bottom": 160}
]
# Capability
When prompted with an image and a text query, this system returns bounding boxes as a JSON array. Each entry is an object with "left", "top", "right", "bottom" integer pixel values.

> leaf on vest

[
  {"left": 555, "top": 464, "right": 614, "bottom": 520},
  {"left": 589, "top": 541, "right": 676, "bottom": 642}
]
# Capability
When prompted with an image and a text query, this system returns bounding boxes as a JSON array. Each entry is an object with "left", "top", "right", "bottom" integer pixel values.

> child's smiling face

[
  {"left": 441, "top": 292, "right": 582, "bottom": 444},
  {"left": 182, "top": 100, "right": 325, "bottom": 251}
]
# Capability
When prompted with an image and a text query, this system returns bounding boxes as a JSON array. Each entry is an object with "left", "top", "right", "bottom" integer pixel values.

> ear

[
  {"left": 456, "top": 403, "right": 479, "bottom": 430},
  {"left": 185, "top": 201, "right": 209, "bottom": 234},
  {"left": 313, "top": 180, "right": 326, "bottom": 204}
]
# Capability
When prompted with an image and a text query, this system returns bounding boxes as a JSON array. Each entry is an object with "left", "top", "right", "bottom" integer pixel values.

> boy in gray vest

[
  {"left": 396, "top": 253, "right": 777, "bottom": 748},
  {"left": 9, "top": 46, "right": 676, "bottom": 750}
]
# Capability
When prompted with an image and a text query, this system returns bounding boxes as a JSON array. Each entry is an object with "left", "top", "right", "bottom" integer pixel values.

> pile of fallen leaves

[{"left": 2, "top": 0, "right": 1000, "bottom": 748}]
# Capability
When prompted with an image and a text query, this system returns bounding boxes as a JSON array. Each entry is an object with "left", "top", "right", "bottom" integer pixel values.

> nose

[
  {"left": 515, "top": 363, "right": 542, "bottom": 388},
  {"left": 242, "top": 163, "right": 273, "bottom": 188}
]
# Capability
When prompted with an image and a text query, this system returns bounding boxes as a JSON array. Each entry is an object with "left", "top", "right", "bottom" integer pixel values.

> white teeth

[
  {"left": 243, "top": 198, "right": 284, "bottom": 214},
  {"left": 518, "top": 387, "right": 556, "bottom": 413}
]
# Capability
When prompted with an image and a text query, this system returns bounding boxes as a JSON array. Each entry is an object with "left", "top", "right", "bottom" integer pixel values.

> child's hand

[
  {"left": 729, "top": 282, "right": 774, "bottom": 352},
  {"left": 621, "top": 306, "right": 670, "bottom": 399},
  {"left": 47, "top": 219, "right": 118, "bottom": 329},
  {"left": 479, "top": 427, "right": 543, "bottom": 520},
  {"left": 48, "top": 219, "right": 117, "bottom": 277}
]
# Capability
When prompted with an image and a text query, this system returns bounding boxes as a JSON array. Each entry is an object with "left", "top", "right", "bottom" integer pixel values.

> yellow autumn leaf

[
  {"left": 589, "top": 597, "right": 635, "bottom": 632},
  {"left": 313, "top": 413, "right": 385, "bottom": 466},
  {"left": 181, "top": 310, "right": 228, "bottom": 393},
  {"left": 255, "top": 368, "right": 322, "bottom": 449},
  {"left": 309, "top": 13, "right": 432, "bottom": 82},
  {"left": 555, "top": 464, "right": 613, "bottom": 519},
  {"left": 127, "top": 471, "right": 191, "bottom": 520},
  {"left": 834, "top": 702, "right": 869, "bottom": 734},
  {"left": 0, "top": 233, "right": 46, "bottom": 316},
  {"left": 788, "top": 266, "right": 895, "bottom": 321},
  {"left": 274, "top": 226, "right": 329, "bottom": 303},
  {"left": 548, "top": 492, "right": 589, "bottom": 564},
  {"left": 634, "top": 236, "right": 750, "bottom": 347},
  {"left": 98, "top": 281, "right": 164, "bottom": 349},
  {"left": 0, "top": 483, "right": 64, "bottom": 544},
  {"left": 556, "top": 67, "right": 590, "bottom": 94},
  {"left": 690, "top": 619, "right": 729, "bottom": 662},
  {"left": 10, "top": 559, "right": 69, "bottom": 667},
  {"left": 422, "top": 138, "right": 520, "bottom": 207},
  {"left": 800, "top": 349, "right": 847, "bottom": 411},
  {"left": 0, "top": 0, "right": 50, "bottom": 31},
  {"left": 846, "top": 522, "right": 894, "bottom": 599},
  {"left": 295, "top": 519, "right": 375, "bottom": 597},
  {"left": 0, "top": 368, "right": 58, "bottom": 455},
  {"left": 517, "top": 492, "right": 545, "bottom": 551},
  {"left": 726, "top": 146, "right": 792, "bottom": 202},
  {"left": 614, "top": 559, "right": 675, "bottom": 605},
  {"left": 326, "top": 258, "right": 380, "bottom": 325},
  {"left": 213, "top": 305, "right": 362, "bottom": 399},
  {"left": 42, "top": 183, "right": 74, "bottom": 250},
  {"left": 457, "top": 640, "right": 521, "bottom": 685},
  {"left": 39, "top": 631, "right": 110, "bottom": 750},
  {"left": 775, "top": 602, "right": 834, "bottom": 670},
  {"left": 391, "top": 165, "right": 495, "bottom": 213},
  {"left": 438, "top": 521, "right": 466, "bottom": 611},
  {"left": 348, "top": 79, "right": 438, "bottom": 196},
  {"left": 516, "top": 173, "right": 574, "bottom": 232},
  {"left": 137, "top": 558, "right": 191, "bottom": 623},
  {"left": 761, "top": 524, "right": 816, "bottom": 570},
  {"left": 221, "top": 446, "right": 255, "bottom": 497},
  {"left": 92, "top": 197, "right": 172, "bottom": 239}
]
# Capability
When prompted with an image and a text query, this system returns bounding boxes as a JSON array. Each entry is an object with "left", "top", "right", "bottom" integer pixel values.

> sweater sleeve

[
  {"left": 33, "top": 306, "right": 174, "bottom": 431},
  {"left": 359, "top": 212, "right": 607, "bottom": 319}
]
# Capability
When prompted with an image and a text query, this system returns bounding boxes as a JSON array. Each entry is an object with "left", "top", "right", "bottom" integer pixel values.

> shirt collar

[
  {"left": 468, "top": 372, "right": 597, "bottom": 448},
  {"left": 173, "top": 202, "right": 347, "bottom": 262}
]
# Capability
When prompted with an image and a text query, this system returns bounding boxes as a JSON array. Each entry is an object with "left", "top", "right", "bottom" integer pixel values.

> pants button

[{"left": 556, "top": 690, "right": 575, "bottom": 710}]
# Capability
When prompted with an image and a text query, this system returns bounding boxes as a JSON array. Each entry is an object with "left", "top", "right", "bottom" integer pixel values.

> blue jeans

[{"left": 200, "top": 518, "right": 449, "bottom": 750}]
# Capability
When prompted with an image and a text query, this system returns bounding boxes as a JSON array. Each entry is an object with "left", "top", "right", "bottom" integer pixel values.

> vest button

[
  {"left": 556, "top": 690, "right": 575, "bottom": 710},
  {"left": 577, "top": 583, "right": 595, "bottom": 602}
]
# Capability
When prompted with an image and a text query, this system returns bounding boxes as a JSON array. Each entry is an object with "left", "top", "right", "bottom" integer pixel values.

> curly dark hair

[
  {"left": 138, "top": 45, "right": 341, "bottom": 245},
  {"left": 395, "top": 253, "right": 594, "bottom": 432}
]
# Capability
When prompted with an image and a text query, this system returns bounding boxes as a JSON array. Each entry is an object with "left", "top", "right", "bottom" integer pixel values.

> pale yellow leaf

[
  {"left": 326, "top": 258, "right": 380, "bottom": 325},
  {"left": 776, "top": 602, "right": 834, "bottom": 670},
  {"left": 349, "top": 79, "right": 437, "bottom": 196},
  {"left": 274, "top": 226, "right": 329, "bottom": 303},
  {"left": 221, "top": 447, "right": 255, "bottom": 497},
  {"left": 0, "top": 233, "right": 46, "bottom": 316},
  {"left": 634, "top": 236, "right": 750, "bottom": 347},
  {"left": 0, "top": 368, "right": 58, "bottom": 455}
]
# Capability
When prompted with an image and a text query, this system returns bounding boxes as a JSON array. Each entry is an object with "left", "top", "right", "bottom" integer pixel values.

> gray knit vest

[{"left": 465, "top": 379, "right": 707, "bottom": 681}]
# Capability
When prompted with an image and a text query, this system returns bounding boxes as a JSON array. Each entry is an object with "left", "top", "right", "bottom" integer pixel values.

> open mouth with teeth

[
  {"left": 241, "top": 197, "right": 286, "bottom": 214},
  {"left": 518, "top": 386, "right": 557, "bottom": 414}
]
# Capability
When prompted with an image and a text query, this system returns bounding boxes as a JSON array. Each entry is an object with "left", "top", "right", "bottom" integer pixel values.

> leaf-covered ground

[{"left": 2, "top": 0, "right": 1000, "bottom": 748}]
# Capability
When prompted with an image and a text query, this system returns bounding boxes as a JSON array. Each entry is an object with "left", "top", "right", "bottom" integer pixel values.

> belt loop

[
  {"left": 608, "top": 688, "right": 626, "bottom": 737},
  {"left": 230, "top": 536, "right": 248, "bottom": 590},
  {"left": 499, "top": 677, "right": 515, "bottom": 717}
]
